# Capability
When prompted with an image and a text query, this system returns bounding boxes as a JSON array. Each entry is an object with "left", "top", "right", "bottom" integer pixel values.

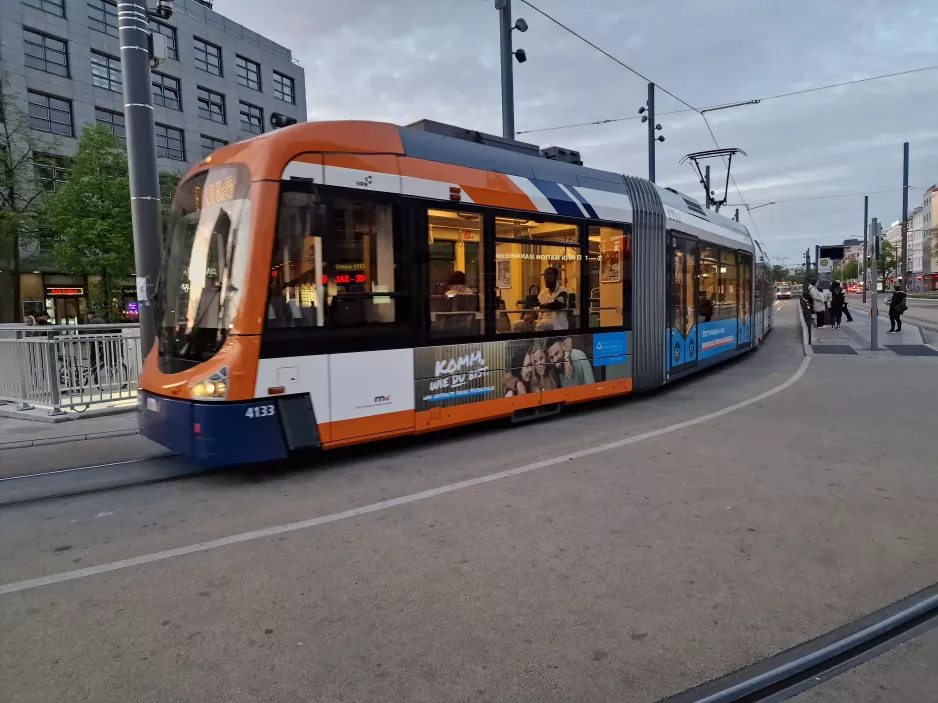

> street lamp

[
  {"left": 492, "top": 0, "right": 528, "bottom": 139},
  {"left": 637, "top": 84, "right": 665, "bottom": 182}
]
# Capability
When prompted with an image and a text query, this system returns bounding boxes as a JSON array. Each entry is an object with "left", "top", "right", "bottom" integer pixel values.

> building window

[
  {"left": 149, "top": 19, "right": 178, "bottom": 60},
  {"left": 152, "top": 72, "right": 182, "bottom": 110},
  {"left": 193, "top": 37, "right": 222, "bottom": 76},
  {"left": 24, "top": 0, "right": 66, "bottom": 17},
  {"left": 91, "top": 51, "right": 122, "bottom": 92},
  {"left": 200, "top": 134, "right": 227, "bottom": 158},
  {"left": 236, "top": 55, "right": 261, "bottom": 91},
  {"left": 33, "top": 153, "right": 70, "bottom": 192},
  {"left": 267, "top": 189, "right": 406, "bottom": 329},
  {"left": 155, "top": 123, "right": 185, "bottom": 161},
  {"left": 239, "top": 101, "right": 263, "bottom": 134},
  {"left": 27, "top": 91, "right": 73, "bottom": 136},
  {"left": 23, "top": 29, "right": 69, "bottom": 77},
  {"left": 427, "top": 209, "right": 483, "bottom": 337},
  {"left": 95, "top": 107, "right": 126, "bottom": 147},
  {"left": 197, "top": 87, "right": 225, "bottom": 124},
  {"left": 494, "top": 216, "right": 581, "bottom": 333},
  {"left": 88, "top": 0, "right": 119, "bottom": 37},
  {"left": 273, "top": 71, "right": 295, "bottom": 104}
]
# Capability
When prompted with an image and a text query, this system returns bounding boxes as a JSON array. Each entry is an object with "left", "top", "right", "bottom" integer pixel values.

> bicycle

[{"left": 57, "top": 346, "right": 129, "bottom": 394}]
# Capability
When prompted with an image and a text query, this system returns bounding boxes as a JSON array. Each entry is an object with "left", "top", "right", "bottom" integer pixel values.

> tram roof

[{"left": 190, "top": 119, "right": 754, "bottom": 245}]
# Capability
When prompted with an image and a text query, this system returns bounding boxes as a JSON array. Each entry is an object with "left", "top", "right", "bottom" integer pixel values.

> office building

[{"left": 0, "top": 0, "right": 307, "bottom": 322}]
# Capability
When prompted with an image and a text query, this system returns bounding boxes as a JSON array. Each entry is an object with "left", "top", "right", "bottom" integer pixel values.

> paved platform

[{"left": 808, "top": 298, "right": 935, "bottom": 356}]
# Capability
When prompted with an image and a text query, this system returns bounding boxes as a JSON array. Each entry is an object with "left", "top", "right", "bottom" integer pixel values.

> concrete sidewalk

[{"left": 0, "top": 411, "right": 141, "bottom": 450}]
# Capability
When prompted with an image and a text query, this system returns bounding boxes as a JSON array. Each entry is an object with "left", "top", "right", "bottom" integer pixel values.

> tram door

[{"left": 668, "top": 234, "right": 698, "bottom": 374}]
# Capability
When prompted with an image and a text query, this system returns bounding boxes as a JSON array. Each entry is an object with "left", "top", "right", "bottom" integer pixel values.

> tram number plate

[
  {"left": 146, "top": 397, "right": 160, "bottom": 412},
  {"left": 245, "top": 405, "right": 276, "bottom": 419}
]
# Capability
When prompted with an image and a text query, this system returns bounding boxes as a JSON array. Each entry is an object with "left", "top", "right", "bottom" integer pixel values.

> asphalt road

[{"left": 2, "top": 301, "right": 936, "bottom": 702}]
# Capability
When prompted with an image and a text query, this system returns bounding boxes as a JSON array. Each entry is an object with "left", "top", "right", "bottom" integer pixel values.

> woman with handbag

[{"left": 887, "top": 285, "right": 907, "bottom": 334}]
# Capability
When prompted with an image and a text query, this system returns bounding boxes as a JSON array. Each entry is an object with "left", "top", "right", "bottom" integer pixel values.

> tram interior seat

[{"left": 430, "top": 294, "right": 480, "bottom": 335}]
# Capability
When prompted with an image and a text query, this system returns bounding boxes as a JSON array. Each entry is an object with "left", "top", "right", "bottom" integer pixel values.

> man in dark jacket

[
  {"left": 887, "top": 285, "right": 907, "bottom": 334},
  {"left": 829, "top": 281, "right": 846, "bottom": 328}
]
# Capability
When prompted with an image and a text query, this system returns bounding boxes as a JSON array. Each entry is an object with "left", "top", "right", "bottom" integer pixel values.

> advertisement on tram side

[
  {"left": 697, "top": 320, "right": 738, "bottom": 360},
  {"left": 413, "top": 332, "right": 629, "bottom": 411}
]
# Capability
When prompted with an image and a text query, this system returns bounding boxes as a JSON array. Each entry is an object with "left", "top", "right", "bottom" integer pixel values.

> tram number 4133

[{"left": 245, "top": 405, "right": 276, "bottom": 419}]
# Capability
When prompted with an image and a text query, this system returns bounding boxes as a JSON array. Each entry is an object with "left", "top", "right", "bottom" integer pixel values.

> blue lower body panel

[{"left": 139, "top": 392, "right": 289, "bottom": 467}]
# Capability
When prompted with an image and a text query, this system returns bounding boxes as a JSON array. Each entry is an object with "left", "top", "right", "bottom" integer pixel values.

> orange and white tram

[{"left": 139, "top": 119, "right": 774, "bottom": 466}]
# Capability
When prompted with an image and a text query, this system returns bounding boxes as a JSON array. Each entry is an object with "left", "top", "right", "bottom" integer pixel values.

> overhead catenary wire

[
  {"left": 517, "top": 0, "right": 698, "bottom": 112},
  {"left": 727, "top": 187, "right": 925, "bottom": 209},
  {"left": 518, "top": 64, "right": 938, "bottom": 135},
  {"left": 516, "top": 0, "right": 761, "bottom": 222},
  {"left": 516, "top": 0, "right": 931, "bottom": 249}
]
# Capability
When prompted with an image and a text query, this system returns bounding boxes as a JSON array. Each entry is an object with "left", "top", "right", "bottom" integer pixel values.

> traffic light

[{"left": 270, "top": 113, "right": 298, "bottom": 129}]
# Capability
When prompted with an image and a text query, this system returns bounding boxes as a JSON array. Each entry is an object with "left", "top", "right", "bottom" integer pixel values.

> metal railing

[
  {"left": 0, "top": 325, "right": 142, "bottom": 415},
  {"left": 800, "top": 297, "right": 813, "bottom": 345}
]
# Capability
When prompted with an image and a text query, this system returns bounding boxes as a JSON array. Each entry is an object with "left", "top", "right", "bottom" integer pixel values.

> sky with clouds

[{"left": 220, "top": 0, "right": 938, "bottom": 268}]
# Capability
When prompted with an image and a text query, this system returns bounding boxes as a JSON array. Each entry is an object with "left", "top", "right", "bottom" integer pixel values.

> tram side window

[
  {"left": 699, "top": 246, "right": 718, "bottom": 323},
  {"left": 494, "top": 216, "right": 581, "bottom": 333},
  {"left": 718, "top": 248, "right": 738, "bottom": 320},
  {"left": 428, "top": 209, "right": 484, "bottom": 337},
  {"left": 267, "top": 190, "right": 404, "bottom": 328},
  {"left": 739, "top": 253, "right": 752, "bottom": 320},
  {"left": 587, "top": 224, "right": 631, "bottom": 329}
]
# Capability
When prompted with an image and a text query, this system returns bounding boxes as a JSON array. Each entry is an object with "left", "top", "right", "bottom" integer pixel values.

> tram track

[
  {"left": 0, "top": 454, "right": 216, "bottom": 508},
  {"left": 663, "top": 585, "right": 938, "bottom": 702}
]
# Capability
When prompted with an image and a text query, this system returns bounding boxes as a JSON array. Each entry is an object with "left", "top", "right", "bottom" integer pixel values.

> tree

[
  {"left": 158, "top": 169, "right": 182, "bottom": 231},
  {"left": 841, "top": 259, "right": 859, "bottom": 280},
  {"left": 875, "top": 243, "right": 898, "bottom": 291},
  {"left": 44, "top": 124, "right": 133, "bottom": 321},
  {"left": 771, "top": 264, "right": 791, "bottom": 282},
  {"left": 0, "top": 72, "right": 62, "bottom": 320}
]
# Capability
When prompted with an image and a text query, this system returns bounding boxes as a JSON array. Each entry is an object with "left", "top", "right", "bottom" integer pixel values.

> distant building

[
  {"left": 0, "top": 0, "right": 307, "bottom": 323},
  {"left": 923, "top": 185, "right": 938, "bottom": 291}
]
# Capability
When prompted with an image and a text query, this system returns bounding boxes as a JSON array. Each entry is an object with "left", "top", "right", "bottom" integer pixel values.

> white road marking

[{"left": 0, "top": 356, "right": 812, "bottom": 596}]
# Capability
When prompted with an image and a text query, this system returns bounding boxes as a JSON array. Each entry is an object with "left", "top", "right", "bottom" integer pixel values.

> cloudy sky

[{"left": 220, "top": 0, "right": 938, "bottom": 268}]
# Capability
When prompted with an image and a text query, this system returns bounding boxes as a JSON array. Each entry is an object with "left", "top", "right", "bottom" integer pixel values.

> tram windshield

[{"left": 155, "top": 164, "right": 252, "bottom": 371}]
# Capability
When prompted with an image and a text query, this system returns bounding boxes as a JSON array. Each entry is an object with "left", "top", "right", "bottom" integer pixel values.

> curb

[
  {"left": 0, "top": 404, "right": 136, "bottom": 424},
  {"left": 0, "top": 428, "right": 140, "bottom": 451}
]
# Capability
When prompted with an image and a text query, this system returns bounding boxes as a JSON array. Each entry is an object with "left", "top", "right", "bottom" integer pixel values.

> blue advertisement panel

[
  {"left": 593, "top": 331, "right": 628, "bottom": 366},
  {"left": 698, "top": 320, "right": 738, "bottom": 360},
  {"left": 738, "top": 317, "right": 752, "bottom": 346},
  {"left": 668, "top": 326, "right": 697, "bottom": 369}
]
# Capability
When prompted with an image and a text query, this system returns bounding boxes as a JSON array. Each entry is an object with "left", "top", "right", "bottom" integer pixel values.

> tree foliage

[
  {"left": 0, "top": 72, "right": 62, "bottom": 317},
  {"left": 878, "top": 243, "right": 898, "bottom": 286},
  {"left": 771, "top": 264, "right": 791, "bottom": 282},
  {"left": 841, "top": 259, "right": 859, "bottom": 280},
  {"left": 44, "top": 125, "right": 132, "bottom": 320}
]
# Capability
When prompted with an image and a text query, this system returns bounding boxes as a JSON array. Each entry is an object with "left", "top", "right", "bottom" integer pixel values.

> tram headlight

[{"left": 191, "top": 367, "right": 229, "bottom": 400}]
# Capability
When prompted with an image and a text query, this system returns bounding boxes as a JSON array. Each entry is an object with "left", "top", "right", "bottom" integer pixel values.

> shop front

[{"left": 10, "top": 273, "right": 140, "bottom": 324}]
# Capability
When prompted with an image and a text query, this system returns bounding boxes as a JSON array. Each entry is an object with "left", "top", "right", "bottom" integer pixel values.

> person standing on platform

[
  {"left": 829, "top": 281, "right": 846, "bottom": 328},
  {"left": 886, "top": 285, "right": 907, "bottom": 334},
  {"left": 808, "top": 279, "right": 827, "bottom": 328}
]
